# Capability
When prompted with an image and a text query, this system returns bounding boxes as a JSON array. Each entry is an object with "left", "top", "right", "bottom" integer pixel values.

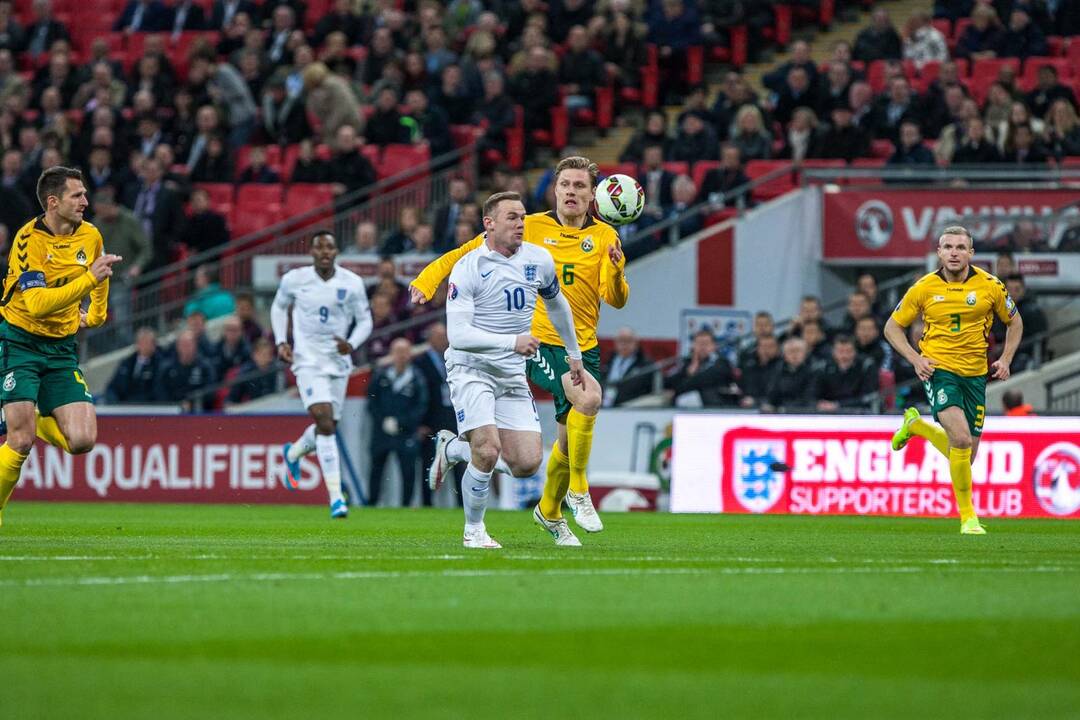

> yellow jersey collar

[
  {"left": 935, "top": 266, "right": 976, "bottom": 284},
  {"left": 34, "top": 214, "right": 82, "bottom": 237},
  {"left": 545, "top": 210, "right": 595, "bottom": 230}
]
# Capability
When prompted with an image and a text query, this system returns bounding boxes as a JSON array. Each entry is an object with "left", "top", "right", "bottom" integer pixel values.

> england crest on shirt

[
  {"left": 524, "top": 264, "right": 537, "bottom": 282},
  {"left": 337, "top": 288, "right": 347, "bottom": 301}
]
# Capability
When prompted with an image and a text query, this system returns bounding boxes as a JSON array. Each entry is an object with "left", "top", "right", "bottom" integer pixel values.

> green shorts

[
  {"left": 923, "top": 368, "right": 987, "bottom": 437},
  {"left": 527, "top": 343, "right": 601, "bottom": 422},
  {"left": 0, "top": 321, "right": 92, "bottom": 416}
]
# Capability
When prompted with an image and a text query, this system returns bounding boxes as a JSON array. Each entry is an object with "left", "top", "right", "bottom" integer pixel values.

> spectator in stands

[
  {"left": 261, "top": 75, "right": 310, "bottom": 146},
  {"left": 763, "top": 40, "right": 818, "bottom": 94},
  {"left": 236, "top": 145, "right": 280, "bottom": 184},
  {"left": 24, "top": 0, "right": 69, "bottom": 61},
  {"left": 367, "top": 336, "right": 427, "bottom": 507},
  {"left": 848, "top": 81, "right": 875, "bottom": 135},
  {"left": 602, "top": 10, "right": 647, "bottom": 101},
  {"left": 433, "top": 177, "right": 472, "bottom": 251},
  {"left": 772, "top": 67, "right": 815, "bottom": 127},
  {"left": 344, "top": 221, "right": 379, "bottom": 256},
  {"left": 1004, "top": 274, "right": 1047, "bottom": 344},
  {"left": 620, "top": 111, "right": 672, "bottom": 163},
  {"left": 115, "top": 0, "right": 172, "bottom": 33},
  {"left": 169, "top": 0, "right": 207, "bottom": 36},
  {"left": 195, "top": 55, "right": 258, "bottom": 148},
  {"left": 313, "top": 0, "right": 365, "bottom": 46},
  {"left": 787, "top": 294, "right": 830, "bottom": 339},
  {"left": 601, "top": 327, "right": 653, "bottom": 408},
  {"left": 190, "top": 133, "right": 233, "bottom": 183},
  {"left": 663, "top": 174, "right": 702, "bottom": 240},
  {"left": 814, "top": 103, "right": 868, "bottom": 163},
  {"left": 383, "top": 205, "right": 422, "bottom": 255},
  {"left": 212, "top": 315, "right": 252, "bottom": 382},
  {"left": 180, "top": 188, "right": 230, "bottom": 253},
  {"left": 125, "top": 156, "right": 185, "bottom": 270},
  {"left": 183, "top": 264, "right": 236, "bottom": 320},
  {"left": 738, "top": 333, "right": 780, "bottom": 408},
  {"left": 935, "top": 98, "right": 979, "bottom": 164},
  {"left": 365, "top": 293, "right": 397, "bottom": 360},
  {"left": 647, "top": 0, "right": 702, "bottom": 104},
  {"left": 957, "top": 4, "right": 1006, "bottom": 59},
  {"left": 155, "top": 329, "right": 217, "bottom": 412},
  {"left": 855, "top": 272, "right": 888, "bottom": 322},
  {"left": 0, "top": 1, "right": 24, "bottom": 53},
  {"left": 404, "top": 87, "right": 452, "bottom": 159},
  {"left": 764, "top": 336, "right": 818, "bottom": 411},
  {"left": 669, "top": 111, "right": 719, "bottom": 164},
  {"left": 902, "top": 11, "right": 949, "bottom": 68},
  {"left": 816, "top": 61, "right": 854, "bottom": 117},
  {"left": 560, "top": 24, "right": 605, "bottom": 112},
  {"left": 730, "top": 104, "right": 772, "bottom": 161},
  {"left": 413, "top": 322, "right": 457, "bottom": 506},
  {"left": 872, "top": 77, "right": 921, "bottom": 144},
  {"left": 778, "top": 107, "right": 821, "bottom": 164},
  {"left": 230, "top": 292, "right": 264, "bottom": 347},
  {"left": 432, "top": 62, "right": 474, "bottom": 125},
  {"left": 0, "top": 148, "right": 33, "bottom": 227},
  {"left": 184, "top": 105, "right": 221, "bottom": 172},
  {"left": 509, "top": 47, "right": 559, "bottom": 140},
  {"left": 227, "top": 338, "right": 281, "bottom": 405},
  {"left": 665, "top": 329, "right": 737, "bottom": 408},
  {"left": 367, "top": 86, "right": 411, "bottom": 146},
  {"left": 801, "top": 320, "right": 831, "bottom": 364},
  {"left": 1002, "top": 390, "right": 1036, "bottom": 416},
  {"left": 265, "top": 5, "right": 297, "bottom": 68},
  {"left": 995, "top": 252, "right": 1017, "bottom": 278},
  {"left": 1045, "top": 99, "right": 1080, "bottom": 159},
  {"left": 326, "top": 124, "right": 377, "bottom": 199},
  {"left": 303, "top": 62, "right": 363, "bottom": 144},
  {"left": 1028, "top": 66, "right": 1077, "bottom": 122},
  {"left": 925, "top": 84, "right": 969, "bottom": 140},
  {"left": 816, "top": 334, "right": 880, "bottom": 411},
  {"left": 854, "top": 316, "right": 892, "bottom": 370},
  {"left": 738, "top": 311, "right": 776, "bottom": 364},
  {"left": 1003, "top": 123, "right": 1049, "bottom": 165},
  {"left": 289, "top": 137, "right": 327, "bottom": 183},
  {"left": 92, "top": 186, "right": 151, "bottom": 328},
  {"left": 210, "top": 0, "right": 258, "bottom": 31},
  {"left": 983, "top": 82, "right": 1014, "bottom": 136},
  {"left": 637, "top": 143, "right": 675, "bottom": 225},
  {"left": 1000, "top": 7, "right": 1047, "bottom": 58},
  {"left": 887, "top": 120, "right": 935, "bottom": 170},
  {"left": 106, "top": 327, "right": 164, "bottom": 404},
  {"left": 953, "top": 115, "right": 1003, "bottom": 164},
  {"left": 853, "top": 7, "right": 902, "bottom": 63},
  {"left": 698, "top": 143, "right": 750, "bottom": 208}
]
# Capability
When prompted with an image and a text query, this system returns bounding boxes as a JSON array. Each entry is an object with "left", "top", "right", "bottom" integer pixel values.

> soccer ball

[{"left": 594, "top": 173, "right": 645, "bottom": 226}]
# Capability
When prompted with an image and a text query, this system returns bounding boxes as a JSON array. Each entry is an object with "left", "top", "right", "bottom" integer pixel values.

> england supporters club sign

[
  {"left": 822, "top": 189, "right": 1079, "bottom": 262},
  {"left": 671, "top": 415, "right": 1080, "bottom": 519},
  {"left": 15, "top": 415, "right": 327, "bottom": 504}
]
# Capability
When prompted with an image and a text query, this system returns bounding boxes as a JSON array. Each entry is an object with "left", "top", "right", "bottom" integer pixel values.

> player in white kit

[
  {"left": 436, "top": 191, "right": 584, "bottom": 548},
  {"left": 270, "top": 230, "right": 373, "bottom": 518}
]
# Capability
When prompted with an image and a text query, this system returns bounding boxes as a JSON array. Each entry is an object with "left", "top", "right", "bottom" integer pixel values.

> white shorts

[
  {"left": 295, "top": 370, "right": 348, "bottom": 420},
  {"left": 447, "top": 365, "right": 540, "bottom": 437}
]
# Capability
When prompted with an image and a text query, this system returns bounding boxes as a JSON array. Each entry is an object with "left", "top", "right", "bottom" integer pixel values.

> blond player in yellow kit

[
  {"left": 885, "top": 226, "right": 1023, "bottom": 535},
  {"left": 0, "top": 166, "right": 122, "bottom": 526},
  {"left": 412, "top": 157, "right": 629, "bottom": 543}
]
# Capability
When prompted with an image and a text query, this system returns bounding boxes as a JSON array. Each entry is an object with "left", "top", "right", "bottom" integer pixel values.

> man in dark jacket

[
  {"left": 601, "top": 327, "right": 653, "bottom": 407},
  {"left": 853, "top": 8, "right": 902, "bottom": 63},
  {"left": 413, "top": 323, "right": 460, "bottom": 506},
  {"left": 738, "top": 334, "right": 781, "bottom": 408},
  {"left": 765, "top": 337, "right": 819, "bottom": 410},
  {"left": 999, "top": 8, "right": 1048, "bottom": 58},
  {"left": 510, "top": 47, "right": 559, "bottom": 137},
  {"left": 179, "top": 187, "right": 230, "bottom": 253},
  {"left": 817, "top": 104, "right": 870, "bottom": 162},
  {"left": 665, "top": 329, "right": 737, "bottom": 407},
  {"left": 365, "top": 86, "right": 411, "bottom": 145},
  {"left": 106, "top": 327, "right": 164, "bottom": 404},
  {"left": 559, "top": 25, "right": 605, "bottom": 111},
  {"left": 816, "top": 335, "right": 880, "bottom": 411},
  {"left": 367, "top": 337, "right": 428, "bottom": 507},
  {"left": 154, "top": 330, "right": 217, "bottom": 412},
  {"left": 326, "top": 124, "right": 377, "bottom": 202},
  {"left": 404, "top": 88, "right": 452, "bottom": 159},
  {"left": 212, "top": 315, "right": 251, "bottom": 382},
  {"left": 227, "top": 338, "right": 281, "bottom": 404},
  {"left": 122, "top": 156, "right": 186, "bottom": 270}
]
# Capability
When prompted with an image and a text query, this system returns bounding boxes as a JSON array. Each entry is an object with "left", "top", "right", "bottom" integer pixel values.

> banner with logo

[
  {"left": 671, "top": 415, "right": 1080, "bottom": 519},
  {"left": 823, "top": 189, "right": 1079, "bottom": 262},
  {"left": 15, "top": 416, "right": 327, "bottom": 504}
]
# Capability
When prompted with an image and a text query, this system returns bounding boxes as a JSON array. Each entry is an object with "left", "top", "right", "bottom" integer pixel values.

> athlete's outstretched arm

[
  {"left": 445, "top": 308, "right": 517, "bottom": 353},
  {"left": 599, "top": 237, "right": 629, "bottom": 308},
  {"left": 409, "top": 235, "right": 484, "bottom": 302},
  {"left": 543, "top": 290, "right": 581, "bottom": 360}
]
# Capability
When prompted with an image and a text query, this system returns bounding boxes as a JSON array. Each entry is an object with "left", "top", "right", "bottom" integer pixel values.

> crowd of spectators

[{"left": 616, "top": 1, "right": 1080, "bottom": 236}]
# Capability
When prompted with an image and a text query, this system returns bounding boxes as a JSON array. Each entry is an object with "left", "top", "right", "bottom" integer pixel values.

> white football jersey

[
  {"left": 445, "top": 242, "right": 559, "bottom": 377},
  {"left": 272, "top": 265, "right": 372, "bottom": 376}
]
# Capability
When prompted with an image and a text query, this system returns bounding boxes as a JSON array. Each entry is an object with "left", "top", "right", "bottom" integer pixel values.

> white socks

[
  {"left": 447, "top": 437, "right": 513, "bottom": 476},
  {"left": 287, "top": 424, "right": 317, "bottom": 462},
  {"left": 315, "top": 433, "right": 343, "bottom": 504},
  {"left": 462, "top": 462, "right": 493, "bottom": 526}
]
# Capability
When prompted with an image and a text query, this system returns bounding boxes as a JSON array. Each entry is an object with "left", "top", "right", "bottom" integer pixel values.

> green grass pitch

[{"left": 2, "top": 503, "right": 1079, "bottom": 720}]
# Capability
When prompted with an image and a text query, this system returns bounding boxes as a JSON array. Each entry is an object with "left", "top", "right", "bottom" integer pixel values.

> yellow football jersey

[
  {"left": 1, "top": 216, "right": 109, "bottom": 338},
  {"left": 412, "top": 211, "right": 629, "bottom": 351},
  {"left": 891, "top": 265, "right": 1016, "bottom": 377}
]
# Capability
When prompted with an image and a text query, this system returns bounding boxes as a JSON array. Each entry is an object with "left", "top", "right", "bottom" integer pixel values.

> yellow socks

[
  {"left": 566, "top": 409, "right": 596, "bottom": 494},
  {"left": 948, "top": 446, "right": 976, "bottom": 522},
  {"left": 0, "top": 442, "right": 29, "bottom": 526},
  {"left": 911, "top": 417, "right": 950, "bottom": 457},
  {"left": 539, "top": 440, "right": 570, "bottom": 520},
  {"left": 36, "top": 414, "right": 71, "bottom": 453}
]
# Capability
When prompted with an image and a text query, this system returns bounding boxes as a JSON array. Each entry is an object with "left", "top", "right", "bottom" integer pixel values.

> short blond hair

[
  {"left": 554, "top": 156, "right": 599, "bottom": 187},
  {"left": 939, "top": 226, "right": 973, "bottom": 247}
]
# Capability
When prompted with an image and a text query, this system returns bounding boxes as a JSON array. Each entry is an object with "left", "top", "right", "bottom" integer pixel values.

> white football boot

[
  {"left": 428, "top": 429, "right": 459, "bottom": 491},
  {"left": 565, "top": 490, "right": 604, "bottom": 533},
  {"left": 533, "top": 505, "right": 582, "bottom": 547},
  {"left": 463, "top": 525, "right": 502, "bottom": 549}
]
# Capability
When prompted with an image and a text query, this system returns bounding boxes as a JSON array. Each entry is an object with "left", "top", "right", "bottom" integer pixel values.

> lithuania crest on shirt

[{"left": 76, "top": 248, "right": 87, "bottom": 264}]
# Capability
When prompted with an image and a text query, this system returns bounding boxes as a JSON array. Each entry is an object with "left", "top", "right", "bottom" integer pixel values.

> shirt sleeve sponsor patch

[
  {"left": 17, "top": 270, "right": 45, "bottom": 291},
  {"left": 1006, "top": 295, "right": 1017, "bottom": 317}
]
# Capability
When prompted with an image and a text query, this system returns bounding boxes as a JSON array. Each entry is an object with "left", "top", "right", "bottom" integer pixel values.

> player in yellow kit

[
  {"left": 412, "top": 157, "right": 629, "bottom": 541},
  {"left": 885, "top": 226, "right": 1023, "bottom": 535},
  {"left": 0, "top": 166, "right": 122, "bottom": 526}
]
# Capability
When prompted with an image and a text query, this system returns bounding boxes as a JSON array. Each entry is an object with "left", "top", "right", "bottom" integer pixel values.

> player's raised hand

[
  {"left": 334, "top": 336, "right": 352, "bottom": 355},
  {"left": 608, "top": 241, "right": 623, "bottom": 267},
  {"left": 913, "top": 355, "right": 937, "bottom": 381},
  {"left": 409, "top": 285, "right": 428, "bottom": 305},
  {"left": 513, "top": 334, "right": 540, "bottom": 357},
  {"left": 89, "top": 253, "right": 123, "bottom": 282},
  {"left": 990, "top": 358, "right": 1011, "bottom": 380},
  {"left": 277, "top": 342, "right": 293, "bottom": 363},
  {"left": 79, "top": 311, "right": 88, "bottom": 328},
  {"left": 567, "top": 357, "right": 585, "bottom": 387}
]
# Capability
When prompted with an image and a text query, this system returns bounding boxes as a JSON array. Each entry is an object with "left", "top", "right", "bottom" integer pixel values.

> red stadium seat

[
  {"left": 236, "top": 184, "right": 284, "bottom": 206},
  {"left": 932, "top": 18, "right": 951, "bottom": 38},
  {"left": 953, "top": 18, "right": 972, "bottom": 41},
  {"left": 1047, "top": 35, "right": 1065, "bottom": 57},
  {"left": 661, "top": 162, "right": 689, "bottom": 177},
  {"left": 970, "top": 58, "right": 1020, "bottom": 88},
  {"left": 1019, "top": 57, "right": 1072, "bottom": 91},
  {"left": 284, "top": 184, "right": 335, "bottom": 222},
  {"left": 194, "top": 183, "right": 234, "bottom": 209},
  {"left": 449, "top": 125, "right": 481, "bottom": 148},
  {"left": 871, "top": 139, "right": 895, "bottom": 159},
  {"left": 231, "top": 202, "right": 284, "bottom": 239},
  {"left": 691, "top": 161, "right": 719, "bottom": 192},
  {"left": 1067, "top": 40, "right": 1080, "bottom": 64},
  {"left": 377, "top": 144, "right": 430, "bottom": 180},
  {"left": 598, "top": 163, "right": 637, "bottom": 180},
  {"left": 281, "top": 144, "right": 300, "bottom": 180},
  {"left": 744, "top": 160, "right": 796, "bottom": 201},
  {"left": 236, "top": 145, "right": 283, "bottom": 178}
]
